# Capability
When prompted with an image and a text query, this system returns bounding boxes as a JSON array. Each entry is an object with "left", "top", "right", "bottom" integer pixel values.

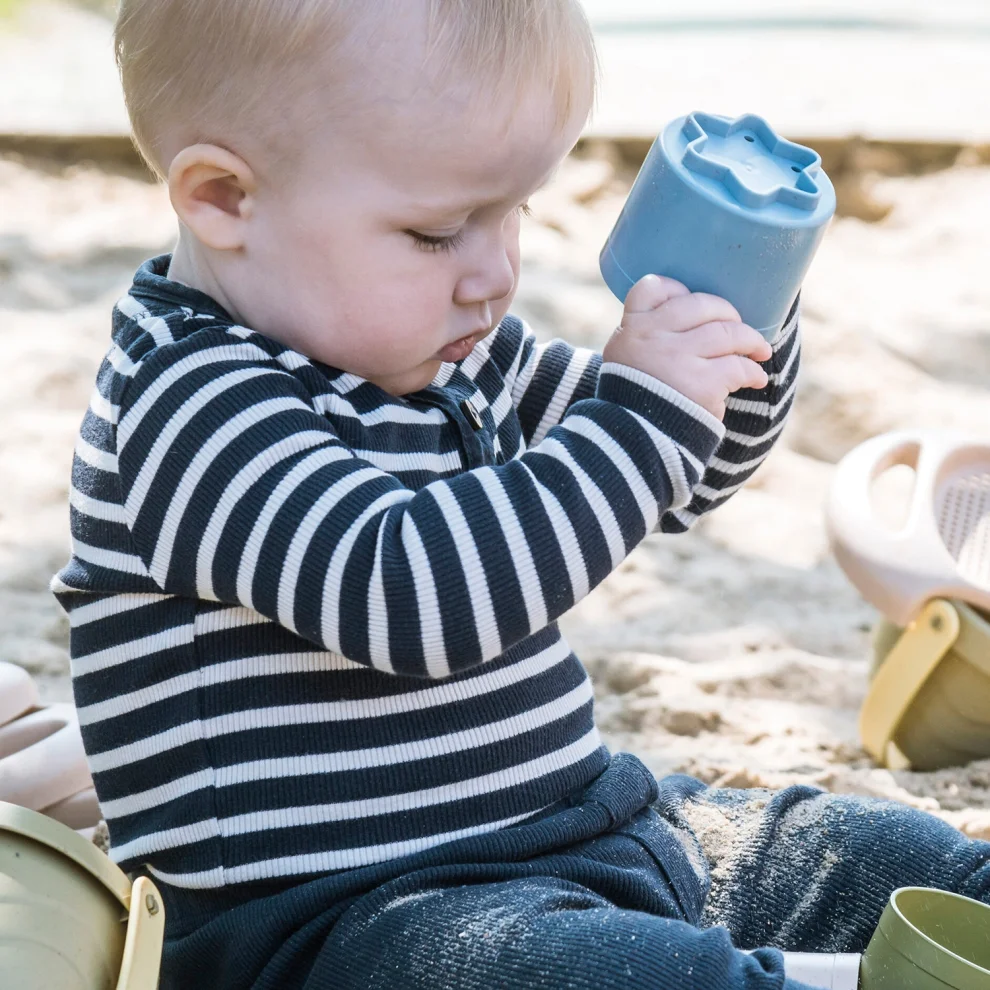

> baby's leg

[
  {"left": 658, "top": 775, "right": 990, "bottom": 953},
  {"left": 320, "top": 873, "right": 797, "bottom": 990}
]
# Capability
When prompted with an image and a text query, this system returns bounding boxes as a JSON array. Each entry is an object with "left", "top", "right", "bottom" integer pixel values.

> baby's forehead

[{"left": 308, "top": 79, "right": 582, "bottom": 211}]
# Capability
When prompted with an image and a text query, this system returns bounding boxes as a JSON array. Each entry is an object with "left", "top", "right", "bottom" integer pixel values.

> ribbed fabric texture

[
  {"left": 159, "top": 754, "right": 990, "bottom": 990},
  {"left": 51, "top": 255, "right": 801, "bottom": 890}
]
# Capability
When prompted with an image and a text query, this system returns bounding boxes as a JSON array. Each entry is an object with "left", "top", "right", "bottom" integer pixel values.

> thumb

[{"left": 623, "top": 274, "right": 691, "bottom": 315}]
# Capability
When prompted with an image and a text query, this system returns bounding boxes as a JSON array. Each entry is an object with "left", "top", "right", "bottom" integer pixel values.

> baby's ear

[{"left": 167, "top": 145, "right": 256, "bottom": 251}]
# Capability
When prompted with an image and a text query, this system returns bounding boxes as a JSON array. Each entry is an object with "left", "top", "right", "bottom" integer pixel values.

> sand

[{"left": 1, "top": 147, "right": 988, "bottom": 840}]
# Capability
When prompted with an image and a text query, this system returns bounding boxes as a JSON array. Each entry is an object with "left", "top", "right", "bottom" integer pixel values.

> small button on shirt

[{"left": 460, "top": 398, "right": 484, "bottom": 431}]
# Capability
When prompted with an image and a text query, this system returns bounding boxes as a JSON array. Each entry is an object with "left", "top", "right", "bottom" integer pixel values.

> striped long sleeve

[
  {"left": 51, "top": 257, "right": 799, "bottom": 888},
  {"left": 113, "top": 324, "right": 723, "bottom": 680},
  {"left": 660, "top": 295, "right": 801, "bottom": 533},
  {"left": 502, "top": 298, "right": 802, "bottom": 535}
]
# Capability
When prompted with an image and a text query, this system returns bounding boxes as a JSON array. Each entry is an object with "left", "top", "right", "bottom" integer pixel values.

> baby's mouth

[{"left": 435, "top": 331, "right": 483, "bottom": 364}]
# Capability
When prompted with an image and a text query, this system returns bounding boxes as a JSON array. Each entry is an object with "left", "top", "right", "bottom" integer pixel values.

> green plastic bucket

[{"left": 861, "top": 887, "right": 990, "bottom": 990}]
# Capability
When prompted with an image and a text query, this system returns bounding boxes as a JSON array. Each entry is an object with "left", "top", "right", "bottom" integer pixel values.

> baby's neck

[{"left": 167, "top": 233, "right": 243, "bottom": 323}]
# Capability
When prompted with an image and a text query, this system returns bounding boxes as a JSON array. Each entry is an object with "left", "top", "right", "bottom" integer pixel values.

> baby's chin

[{"left": 365, "top": 359, "right": 443, "bottom": 397}]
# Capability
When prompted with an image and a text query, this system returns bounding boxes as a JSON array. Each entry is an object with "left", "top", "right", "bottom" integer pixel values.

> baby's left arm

[
  {"left": 499, "top": 295, "right": 801, "bottom": 529},
  {"left": 657, "top": 296, "right": 800, "bottom": 533}
]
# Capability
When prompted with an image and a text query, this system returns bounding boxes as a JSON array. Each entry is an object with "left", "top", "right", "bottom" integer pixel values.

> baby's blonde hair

[{"left": 115, "top": 0, "right": 598, "bottom": 178}]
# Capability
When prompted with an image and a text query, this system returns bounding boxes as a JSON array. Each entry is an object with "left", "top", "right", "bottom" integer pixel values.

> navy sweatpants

[{"left": 158, "top": 754, "right": 990, "bottom": 990}]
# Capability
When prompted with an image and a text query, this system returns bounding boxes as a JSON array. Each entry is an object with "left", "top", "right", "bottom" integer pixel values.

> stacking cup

[
  {"left": 600, "top": 111, "right": 836, "bottom": 341},
  {"left": 860, "top": 887, "right": 990, "bottom": 990}
]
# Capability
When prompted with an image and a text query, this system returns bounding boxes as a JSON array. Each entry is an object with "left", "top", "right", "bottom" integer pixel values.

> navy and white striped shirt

[{"left": 52, "top": 256, "right": 800, "bottom": 890}]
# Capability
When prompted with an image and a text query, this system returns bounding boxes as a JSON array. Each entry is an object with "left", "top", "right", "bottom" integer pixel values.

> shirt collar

[{"left": 129, "top": 254, "right": 235, "bottom": 323}]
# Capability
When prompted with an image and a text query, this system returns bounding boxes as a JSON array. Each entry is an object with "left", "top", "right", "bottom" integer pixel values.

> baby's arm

[
  {"left": 114, "top": 326, "right": 723, "bottom": 678},
  {"left": 501, "top": 292, "right": 800, "bottom": 528},
  {"left": 659, "top": 294, "right": 801, "bottom": 534}
]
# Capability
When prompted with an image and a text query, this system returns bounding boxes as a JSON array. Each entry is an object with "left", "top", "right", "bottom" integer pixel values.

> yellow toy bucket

[
  {"left": 0, "top": 801, "right": 164, "bottom": 989},
  {"left": 863, "top": 599, "right": 990, "bottom": 771},
  {"left": 826, "top": 431, "right": 990, "bottom": 770}
]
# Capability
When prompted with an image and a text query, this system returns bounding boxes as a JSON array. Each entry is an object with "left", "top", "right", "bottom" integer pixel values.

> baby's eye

[
  {"left": 517, "top": 202, "right": 533, "bottom": 218},
  {"left": 406, "top": 229, "right": 466, "bottom": 253}
]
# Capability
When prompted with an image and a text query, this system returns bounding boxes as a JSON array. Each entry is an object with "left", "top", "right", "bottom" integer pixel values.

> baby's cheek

[
  {"left": 506, "top": 217, "right": 522, "bottom": 275},
  {"left": 491, "top": 232, "right": 522, "bottom": 326},
  {"left": 490, "top": 296, "right": 514, "bottom": 330}
]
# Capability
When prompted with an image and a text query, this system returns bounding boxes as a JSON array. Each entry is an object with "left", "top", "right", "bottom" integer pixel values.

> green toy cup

[{"left": 861, "top": 887, "right": 990, "bottom": 990}]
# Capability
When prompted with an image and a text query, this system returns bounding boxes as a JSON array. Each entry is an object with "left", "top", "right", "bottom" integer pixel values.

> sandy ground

[{"left": 1, "top": 149, "right": 988, "bottom": 838}]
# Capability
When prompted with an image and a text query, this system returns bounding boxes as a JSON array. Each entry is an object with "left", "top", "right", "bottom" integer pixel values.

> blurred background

[{"left": 1, "top": 1, "right": 988, "bottom": 832}]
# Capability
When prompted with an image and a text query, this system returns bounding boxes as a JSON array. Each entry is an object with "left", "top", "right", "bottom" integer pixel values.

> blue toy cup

[{"left": 600, "top": 111, "right": 836, "bottom": 341}]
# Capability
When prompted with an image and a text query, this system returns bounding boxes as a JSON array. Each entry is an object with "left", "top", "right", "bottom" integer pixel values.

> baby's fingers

[
  {"left": 623, "top": 274, "right": 691, "bottom": 315},
  {"left": 691, "top": 321, "right": 773, "bottom": 362},
  {"left": 710, "top": 354, "right": 771, "bottom": 394},
  {"left": 640, "top": 291, "right": 743, "bottom": 335}
]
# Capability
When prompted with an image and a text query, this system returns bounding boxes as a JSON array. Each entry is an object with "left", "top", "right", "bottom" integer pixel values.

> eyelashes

[
  {"left": 407, "top": 229, "right": 467, "bottom": 254},
  {"left": 407, "top": 203, "right": 532, "bottom": 254}
]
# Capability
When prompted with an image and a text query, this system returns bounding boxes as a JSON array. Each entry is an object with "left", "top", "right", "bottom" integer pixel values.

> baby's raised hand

[{"left": 602, "top": 274, "right": 772, "bottom": 420}]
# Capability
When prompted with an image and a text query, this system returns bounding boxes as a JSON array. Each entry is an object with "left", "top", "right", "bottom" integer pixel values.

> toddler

[{"left": 52, "top": 1, "right": 989, "bottom": 988}]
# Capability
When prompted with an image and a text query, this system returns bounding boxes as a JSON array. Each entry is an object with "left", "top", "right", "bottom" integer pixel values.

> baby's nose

[{"left": 455, "top": 244, "right": 516, "bottom": 306}]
